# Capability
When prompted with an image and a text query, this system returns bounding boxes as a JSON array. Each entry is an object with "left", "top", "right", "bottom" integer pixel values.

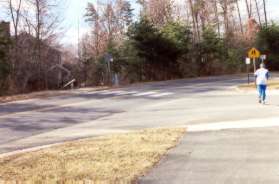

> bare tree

[
  {"left": 213, "top": 0, "right": 221, "bottom": 36},
  {"left": 188, "top": 0, "right": 200, "bottom": 42},
  {"left": 263, "top": 0, "right": 267, "bottom": 26},
  {"left": 245, "top": 0, "right": 252, "bottom": 18},
  {"left": 85, "top": 2, "right": 107, "bottom": 58},
  {"left": 85, "top": 0, "right": 133, "bottom": 57},
  {"left": 8, "top": 0, "right": 22, "bottom": 42},
  {"left": 7, "top": 0, "right": 22, "bottom": 78},
  {"left": 235, "top": 0, "right": 244, "bottom": 35},
  {"left": 143, "top": 0, "right": 174, "bottom": 27},
  {"left": 254, "top": 0, "right": 262, "bottom": 27},
  {"left": 23, "top": 0, "right": 62, "bottom": 89}
]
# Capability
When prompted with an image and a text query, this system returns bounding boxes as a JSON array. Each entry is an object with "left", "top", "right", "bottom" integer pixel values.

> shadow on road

[{"left": 0, "top": 106, "right": 124, "bottom": 145}]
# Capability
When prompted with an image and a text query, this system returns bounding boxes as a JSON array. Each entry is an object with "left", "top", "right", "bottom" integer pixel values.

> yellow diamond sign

[{"left": 248, "top": 48, "right": 261, "bottom": 59}]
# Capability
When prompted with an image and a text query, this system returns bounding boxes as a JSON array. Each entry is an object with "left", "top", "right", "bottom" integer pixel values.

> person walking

[{"left": 255, "top": 63, "right": 270, "bottom": 104}]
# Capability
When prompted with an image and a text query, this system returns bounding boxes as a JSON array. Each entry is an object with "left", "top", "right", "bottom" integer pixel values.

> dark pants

[{"left": 258, "top": 85, "right": 267, "bottom": 101}]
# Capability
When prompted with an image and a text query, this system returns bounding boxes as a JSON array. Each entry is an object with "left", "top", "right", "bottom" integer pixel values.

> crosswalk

[{"left": 86, "top": 90, "right": 174, "bottom": 98}]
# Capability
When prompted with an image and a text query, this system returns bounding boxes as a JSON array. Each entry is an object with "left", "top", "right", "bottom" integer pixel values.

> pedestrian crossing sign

[{"left": 248, "top": 48, "right": 261, "bottom": 59}]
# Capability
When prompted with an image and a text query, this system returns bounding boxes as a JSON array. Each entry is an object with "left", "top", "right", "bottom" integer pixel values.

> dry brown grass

[
  {"left": 238, "top": 80, "right": 279, "bottom": 90},
  {"left": 0, "top": 128, "right": 186, "bottom": 184}
]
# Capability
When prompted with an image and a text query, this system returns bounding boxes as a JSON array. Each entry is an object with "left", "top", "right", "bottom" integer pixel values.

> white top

[{"left": 255, "top": 68, "right": 269, "bottom": 85}]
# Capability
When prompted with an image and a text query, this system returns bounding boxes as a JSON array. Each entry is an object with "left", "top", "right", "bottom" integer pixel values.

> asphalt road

[
  {"left": 0, "top": 74, "right": 279, "bottom": 152},
  {"left": 2, "top": 74, "right": 279, "bottom": 183},
  {"left": 0, "top": 76, "right": 237, "bottom": 151}
]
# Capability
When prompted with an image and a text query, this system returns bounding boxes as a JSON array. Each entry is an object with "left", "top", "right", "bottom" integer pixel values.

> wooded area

[
  {"left": 0, "top": 0, "right": 279, "bottom": 95},
  {"left": 0, "top": 0, "right": 64, "bottom": 95}
]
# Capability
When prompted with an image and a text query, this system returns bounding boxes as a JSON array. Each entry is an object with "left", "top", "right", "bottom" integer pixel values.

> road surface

[
  {"left": 1, "top": 75, "right": 279, "bottom": 153},
  {"left": 2, "top": 74, "right": 279, "bottom": 183}
]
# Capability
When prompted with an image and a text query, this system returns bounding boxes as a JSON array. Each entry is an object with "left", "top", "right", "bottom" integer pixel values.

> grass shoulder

[
  {"left": 238, "top": 80, "right": 279, "bottom": 90},
  {"left": 0, "top": 128, "right": 186, "bottom": 183}
]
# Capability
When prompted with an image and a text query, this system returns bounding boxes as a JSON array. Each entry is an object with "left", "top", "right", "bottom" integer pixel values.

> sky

[
  {"left": 1, "top": 0, "right": 279, "bottom": 46},
  {"left": 61, "top": 0, "right": 140, "bottom": 45},
  {"left": 61, "top": 0, "right": 279, "bottom": 46}
]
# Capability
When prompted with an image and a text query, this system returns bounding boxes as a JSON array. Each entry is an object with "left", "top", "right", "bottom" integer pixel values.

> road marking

[
  {"left": 121, "top": 91, "right": 139, "bottom": 95},
  {"left": 187, "top": 117, "right": 279, "bottom": 132},
  {"left": 96, "top": 90, "right": 139, "bottom": 96},
  {"left": 111, "top": 90, "right": 138, "bottom": 95},
  {"left": 132, "top": 91, "right": 158, "bottom": 97},
  {"left": 97, "top": 90, "right": 172, "bottom": 98},
  {"left": 149, "top": 92, "right": 174, "bottom": 97},
  {"left": 97, "top": 90, "right": 118, "bottom": 95}
]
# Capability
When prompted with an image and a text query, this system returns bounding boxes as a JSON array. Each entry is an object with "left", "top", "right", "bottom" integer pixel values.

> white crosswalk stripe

[
  {"left": 97, "top": 90, "right": 118, "bottom": 95},
  {"left": 132, "top": 91, "right": 158, "bottom": 97},
  {"left": 114, "top": 91, "right": 138, "bottom": 95},
  {"left": 92, "top": 90, "right": 174, "bottom": 98},
  {"left": 149, "top": 92, "right": 174, "bottom": 97}
]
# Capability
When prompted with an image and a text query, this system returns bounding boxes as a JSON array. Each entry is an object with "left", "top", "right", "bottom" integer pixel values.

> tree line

[
  {"left": 0, "top": 0, "right": 279, "bottom": 95},
  {"left": 0, "top": 0, "right": 63, "bottom": 95},
  {"left": 77, "top": 0, "right": 276, "bottom": 86}
]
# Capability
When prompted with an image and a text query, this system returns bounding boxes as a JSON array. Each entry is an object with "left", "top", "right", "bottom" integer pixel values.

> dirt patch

[{"left": 0, "top": 128, "right": 186, "bottom": 183}]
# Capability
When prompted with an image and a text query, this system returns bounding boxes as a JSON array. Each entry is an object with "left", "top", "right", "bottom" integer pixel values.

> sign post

[
  {"left": 245, "top": 58, "right": 251, "bottom": 84},
  {"left": 248, "top": 48, "right": 261, "bottom": 72},
  {"left": 104, "top": 53, "right": 114, "bottom": 85}
]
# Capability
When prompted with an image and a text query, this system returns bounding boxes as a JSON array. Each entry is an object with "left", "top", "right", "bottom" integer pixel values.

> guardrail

[{"left": 63, "top": 79, "right": 76, "bottom": 89}]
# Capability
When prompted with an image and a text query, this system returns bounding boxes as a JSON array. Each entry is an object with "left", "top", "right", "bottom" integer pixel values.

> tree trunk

[
  {"left": 245, "top": 0, "right": 251, "bottom": 18},
  {"left": 236, "top": 0, "right": 244, "bottom": 35},
  {"left": 254, "top": 0, "right": 262, "bottom": 27},
  {"left": 9, "top": 0, "right": 22, "bottom": 76},
  {"left": 35, "top": 0, "right": 43, "bottom": 89},
  {"left": 222, "top": 0, "right": 229, "bottom": 35},
  {"left": 188, "top": 0, "right": 199, "bottom": 43},
  {"left": 263, "top": 0, "right": 268, "bottom": 26},
  {"left": 214, "top": 0, "right": 221, "bottom": 37}
]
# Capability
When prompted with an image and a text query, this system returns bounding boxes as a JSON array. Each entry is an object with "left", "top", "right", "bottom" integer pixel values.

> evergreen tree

[{"left": 0, "top": 29, "right": 10, "bottom": 93}]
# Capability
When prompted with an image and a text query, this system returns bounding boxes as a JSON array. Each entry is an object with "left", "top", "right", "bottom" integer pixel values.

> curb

[{"left": 0, "top": 142, "right": 63, "bottom": 159}]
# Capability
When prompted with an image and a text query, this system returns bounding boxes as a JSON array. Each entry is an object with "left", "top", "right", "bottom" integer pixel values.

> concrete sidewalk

[{"left": 140, "top": 124, "right": 279, "bottom": 184}]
